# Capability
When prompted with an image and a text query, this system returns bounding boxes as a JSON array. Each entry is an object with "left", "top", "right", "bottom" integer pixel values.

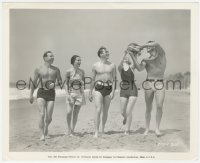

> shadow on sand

[{"left": 47, "top": 128, "right": 181, "bottom": 139}]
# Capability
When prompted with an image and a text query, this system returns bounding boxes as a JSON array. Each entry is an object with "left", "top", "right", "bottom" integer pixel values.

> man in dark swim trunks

[
  {"left": 89, "top": 46, "right": 116, "bottom": 138},
  {"left": 29, "top": 51, "right": 62, "bottom": 141}
]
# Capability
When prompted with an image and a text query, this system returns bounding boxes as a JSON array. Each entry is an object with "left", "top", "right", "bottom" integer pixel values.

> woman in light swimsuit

[
  {"left": 65, "top": 55, "right": 86, "bottom": 136},
  {"left": 118, "top": 43, "right": 140, "bottom": 135}
]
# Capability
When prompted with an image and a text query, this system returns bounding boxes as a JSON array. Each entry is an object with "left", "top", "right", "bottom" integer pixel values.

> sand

[{"left": 9, "top": 90, "right": 190, "bottom": 152}]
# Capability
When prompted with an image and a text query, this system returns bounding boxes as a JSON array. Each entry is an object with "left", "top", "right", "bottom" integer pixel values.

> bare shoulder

[
  {"left": 107, "top": 61, "right": 115, "bottom": 67},
  {"left": 38, "top": 65, "right": 44, "bottom": 70},
  {"left": 50, "top": 65, "right": 59, "bottom": 70},
  {"left": 93, "top": 62, "right": 100, "bottom": 69},
  {"left": 66, "top": 68, "right": 73, "bottom": 75},
  {"left": 36, "top": 65, "right": 44, "bottom": 73},
  {"left": 111, "top": 62, "right": 116, "bottom": 69},
  {"left": 79, "top": 68, "right": 85, "bottom": 73},
  {"left": 34, "top": 67, "right": 40, "bottom": 75}
]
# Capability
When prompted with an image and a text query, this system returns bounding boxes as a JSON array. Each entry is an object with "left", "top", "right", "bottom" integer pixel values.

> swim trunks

[
  {"left": 66, "top": 92, "right": 86, "bottom": 106},
  {"left": 143, "top": 78, "right": 165, "bottom": 91},
  {"left": 37, "top": 88, "right": 55, "bottom": 101},
  {"left": 120, "top": 67, "right": 138, "bottom": 98},
  {"left": 95, "top": 82, "right": 112, "bottom": 97}
]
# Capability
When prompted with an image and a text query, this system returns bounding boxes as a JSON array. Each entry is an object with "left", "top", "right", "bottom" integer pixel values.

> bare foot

[
  {"left": 124, "top": 131, "right": 130, "bottom": 135},
  {"left": 40, "top": 135, "right": 45, "bottom": 141},
  {"left": 143, "top": 130, "right": 149, "bottom": 136},
  {"left": 65, "top": 130, "right": 73, "bottom": 136},
  {"left": 69, "top": 131, "right": 74, "bottom": 137},
  {"left": 155, "top": 130, "right": 163, "bottom": 137},
  {"left": 94, "top": 132, "right": 98, "bottom": 138}
]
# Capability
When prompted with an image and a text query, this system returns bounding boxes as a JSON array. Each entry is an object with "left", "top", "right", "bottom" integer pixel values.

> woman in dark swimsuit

[{"left": 118, "top": 43, "right": 141, "bottom": 135}]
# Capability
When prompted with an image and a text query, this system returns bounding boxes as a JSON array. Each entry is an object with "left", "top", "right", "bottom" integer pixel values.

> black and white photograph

[{"left": 2, "top": 2, "right": 199, "bottom": 160}]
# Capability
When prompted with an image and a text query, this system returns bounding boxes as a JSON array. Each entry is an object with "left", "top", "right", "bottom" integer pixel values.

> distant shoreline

[{"left": 9, "top": 88, "right": 190, "bottom": 101}]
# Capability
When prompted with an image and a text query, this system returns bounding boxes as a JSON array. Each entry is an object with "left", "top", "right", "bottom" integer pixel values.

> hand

[
  {"left": 124, "top": 50, "right": 128, "bottom": 55},
  {"left": 109, "top": 91, "right": 115, "bottom": 100},
  {"left": 139, "top": 45, "right": 145, "bottom": 50},
  {"left": 29, "top": 96, "right": 34, "bottom": 104},
  {"left": 88, "top": 92, "right": 93, "bottom": 102},
  {"left": 66, "top": 93, "right": 73, "bottom": 102}
]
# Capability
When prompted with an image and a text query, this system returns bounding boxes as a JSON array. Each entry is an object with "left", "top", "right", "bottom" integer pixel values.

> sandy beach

[{"left": 9, "top": 90, "right": 190, "bottom": 152}]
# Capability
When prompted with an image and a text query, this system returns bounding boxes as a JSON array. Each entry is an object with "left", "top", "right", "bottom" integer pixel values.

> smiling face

[
  {"left": 123, "top": 56, "right": 131, "bottom": 65},
  {"left": 73, "top": 56, "right": 81, "bottom": 67},
  {"left": 44, "top": 52, "right": 54, "bottom": 64},
  {"left": 105, "top": 50, "right": 109, "bottom": 59},
  {"left": 100, "top": 48, "right": 109, "bottom": 60}
]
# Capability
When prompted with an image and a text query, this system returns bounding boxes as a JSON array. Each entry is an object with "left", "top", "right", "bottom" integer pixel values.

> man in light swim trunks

[
  {"left": 89, "top": 46, "right": 116, "bottom": 138},
  {"left": 29, "top": 51, "right": 62, "bottom": 141},
  {"left": 129, "top": 41, "right": 166, "bottom": 136}
]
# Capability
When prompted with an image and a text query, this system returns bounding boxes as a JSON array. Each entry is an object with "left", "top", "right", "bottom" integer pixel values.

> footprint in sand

[{"left": 25, "top": 144, "right": 32, "bottom": 148}]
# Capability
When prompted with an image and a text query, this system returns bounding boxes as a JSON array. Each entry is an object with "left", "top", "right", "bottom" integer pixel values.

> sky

[{"left": 10, "top": 9, "right": 190, "bottom": 85}]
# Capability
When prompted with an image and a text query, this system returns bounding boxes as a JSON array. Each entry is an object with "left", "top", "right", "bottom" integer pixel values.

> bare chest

[
  {"left": 39, "top": 67, "right": 57, "bottom": 78},
  {"left": 146, "top": 57, "right": 166, "bottom": 70},
  {"left": 95, "top": 64, "right": 113, "bottom": 74}
]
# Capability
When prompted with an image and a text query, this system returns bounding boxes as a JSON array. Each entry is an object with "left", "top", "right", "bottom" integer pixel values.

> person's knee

[
  {"left": 40, "top": 112, "right": 45, "bottom": 119},
  {"left": 96, "top": 107, "right": 102, "bottom": 113},
  {"left": 127, "top": 114, "right": 132, "bottom": 119},
  {"left": 120, "top": 109, "right": 125, "bottom": 115},
  {"left": 102, "top": 112, "right": 108, "bottom": 118},
  {"left": 145, "top": 108, "right": 152, "bottom": 114},
  {"left": 67, "top": 109, "right": 72, "bottom": 115},
  {"left": 156, "top": 104, "right": 163, "bottom": 110},
  {"left": 45, "top": 117, "right": 52, "bottom": 124}
]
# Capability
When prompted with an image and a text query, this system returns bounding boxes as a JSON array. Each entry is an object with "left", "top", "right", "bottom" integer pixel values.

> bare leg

[
  {"left": 36, "top": 98, "right": 46, "bottom": 141},
  {"left": 94, "top": 91, "right": 103, "bottom": 138},
  {"left": 155, "top": 89, "right": 165, "bottom": 136},
  {"left": 144, "top": 89, "right": 154, "bottom": 135},
  {"left": 120, "top": 97, "right": 128, "bottom": 125},
  {"left": 71, "top": 105, "right": 81, "bottom": 133},
  {"left": 125, "top": 96, "right": 137, "bottom": 134},
  {"left": 66, "top": 103, "right": 73, "bottom": 136},
  {"left": 102, "top": 95, "right": 112, "bottom": 134},
  {"left": 44, "top": 101, "right": 54, "bottom": 137}
]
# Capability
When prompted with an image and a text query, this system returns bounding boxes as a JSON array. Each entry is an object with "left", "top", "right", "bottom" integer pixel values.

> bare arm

[
  {"left": 89, "top": 65, "right": 96, "bottom": 94},
  {"left": 64, "top": 71, "right": 70, "bottom": 95},
  {"left": 88, "top": 65, "right": 96, "bottom": 101},
  {"left": 142, "top": 42, "right": 165, "bottom": 56},
  {"left": 110, "top": 64, "right": 117, "bottom": 99},
  {"left": 29, "top": 68, "right": 39, "bottom": 103},
  {"left": 81, "top": 70, "right": 85, "bottom": 92},
  {"left": 56, "top": 68, "right": 62, "bottom": 86},
  {"left": 118, "top": 51, "right": 127, "bottom": 73},
  {"left": 129, "top": 52, "right": 146, "bottom": 72}
]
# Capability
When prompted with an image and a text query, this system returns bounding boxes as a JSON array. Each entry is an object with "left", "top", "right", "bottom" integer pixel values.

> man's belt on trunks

[
  {"left": 146, "top": 79, "right": 164, "bottom": 82},
  {"left": 96, "top": 81, "right": 113, "bottom": 86}
]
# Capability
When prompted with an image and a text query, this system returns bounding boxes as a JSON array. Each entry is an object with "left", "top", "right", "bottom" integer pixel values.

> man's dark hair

[
  {"left": 71, "top": 55, "right": 80, "bottom": 65},
  {"left": 147, "top": 41, "right": 155, "bottom": 43},
  {"left": 97, "top": 46, "right": 106, "bottom": 57},
  {"left": 43, "top": 51, "right": 52, "bottom": 60},
  {"left": 128, "top": 43, "right": 138, "bottom": 47}
]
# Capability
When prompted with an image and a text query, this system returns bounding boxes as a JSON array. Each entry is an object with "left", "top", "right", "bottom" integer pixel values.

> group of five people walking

[{"left": 30, "top": 41, "right": 166, "bottom": 141}]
